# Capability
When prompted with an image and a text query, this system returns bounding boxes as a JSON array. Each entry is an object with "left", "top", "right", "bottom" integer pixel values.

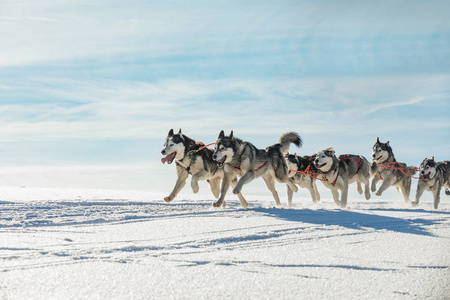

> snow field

[{"left": 0, "top": 187, "right": 449, "bottom": 299}]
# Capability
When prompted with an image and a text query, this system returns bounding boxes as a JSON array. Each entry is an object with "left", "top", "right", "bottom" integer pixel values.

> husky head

[
  {"left": 286, "top": 154, "right": 300, "bottom": 177},
  {"left": 419, "top": 157, "right": 437, "bottom": 181},
  {"left": 314, "top": 148, "right": 336, "bottom": 173},
  {"left": 161, "top": 129, "right": 188, "bottom": 164},
  {"left": 372, "top": 137, "right": 392, "bottom": 163},
  {"left": 212, "top": 130, "right": 236, "bottom": 168}
]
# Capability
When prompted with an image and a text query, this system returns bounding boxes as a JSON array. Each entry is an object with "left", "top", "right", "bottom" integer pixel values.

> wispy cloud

[
  {"left": 1, "top": 75, "right": 448, "bottom": 143},
  {"left": 362, "top": 97, "right": 426, "bottom": 116}
]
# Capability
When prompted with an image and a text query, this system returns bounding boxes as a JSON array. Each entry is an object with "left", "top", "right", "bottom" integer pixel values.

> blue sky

[{"left": 0, "top": 0, "right": 449, "bottom": 193}]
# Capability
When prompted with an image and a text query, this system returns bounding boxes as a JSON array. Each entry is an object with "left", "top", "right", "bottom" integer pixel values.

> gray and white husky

[
  {"left": 212, "top": 131, "right": 302, "bottom": 208},
  {"left": 161, "top": 129, "right": 224, "bottom": 203},
  {"left": 371, "top": 138, "right": 417, "bottom": 202},
  {"left": 314, "top": 148, "right": 372, "bottom": 208},
  {"left": 286, "top": 154, "right": 321, "bottom": 206},
  {"left": 412, "top": 157, "right": 450, "bottom": 209}
]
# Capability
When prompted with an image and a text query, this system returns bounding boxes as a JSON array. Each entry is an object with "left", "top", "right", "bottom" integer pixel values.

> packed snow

[{"left": 1, "top": 186, "right": 449, "bottom": 299}]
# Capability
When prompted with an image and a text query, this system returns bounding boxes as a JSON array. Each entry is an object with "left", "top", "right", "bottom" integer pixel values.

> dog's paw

[
  {"left": 212, "top": 201, "right": 222, "bottom": 208},
  {"left": 164, "top": 196, "right": 173, "bottom": 203},
  {"left": 375, "top": 191, "right": 381, "bottom": 196},
  {"left": 445, "top": 189, "right": 450, "bottom": 196},
  {"left": 371, "top": 186, "right": 376, "bottom": 193},
  {"left": 232, "top": 187, "right": 241, "bottom": 194},
  {"left": 192, "top": 185, "right": 199, "bottom": 194},
  {"left": 411, "top": 201, "right": 419, "bottom": 207},
  {"left": 240, "top": 201, "right": 248, "bottom": 209}
]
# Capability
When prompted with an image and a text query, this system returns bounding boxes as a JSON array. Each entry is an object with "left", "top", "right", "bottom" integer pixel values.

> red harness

[
  {"left": 236, "top": 153, "right": 267, "bottom": 170},
  {"left": 235, "top": 160, "right": 267, "bottom": 170},
  {"left": 340, "top": 154, "right": 361, "bottom": 167}
]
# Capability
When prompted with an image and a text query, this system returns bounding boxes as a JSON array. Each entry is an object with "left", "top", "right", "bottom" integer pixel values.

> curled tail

[{"left": 278, "top": 132, "right": 302, "bottom": 154}]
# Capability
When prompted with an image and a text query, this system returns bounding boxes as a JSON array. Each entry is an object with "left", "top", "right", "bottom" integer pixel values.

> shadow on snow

[{"left": 252, "top": 208, "right": 437, "bottom": 236}]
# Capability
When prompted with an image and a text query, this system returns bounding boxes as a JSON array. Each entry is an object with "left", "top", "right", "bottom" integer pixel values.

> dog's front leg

[
  {"left": 375, "top": 178, "right": 391, "bottom": 196},
  {"left": 412, "top": 181, "right": 426, "bottom": 207},
  {"left": 213, "top": 173, "right": 232, "bottom": 207},
  {"left": 231, "top": 177, "right": 249, "bottom": 209},
  {"left": 287, "top": 184, "right": 294, "bottom": 207},
  {"left": 233, "top": 171, "right": 256, "bottom": 195},
  {"left": 313, "top": 182, "right": 321, "bottom": 201},
  {"left": 165, "top": 167, "right": 189, "bottom": 202},
  {"left": 340, "top": 186, "right": 349, "bottom": 208},
  {"left": 191, "top": 170, "right": 209, "bottom": 193},
  {"left": 308, "top": 181, "right": 319, "bottom": 203},
  {"left": 331, "top": 188, "right": 341, "bottom": 207},
  {"left": 433, "top": 184, "right": 442, "bottom": 209},
  {"left": 371, "top": 173, "right": 381, "bottom": 192}
]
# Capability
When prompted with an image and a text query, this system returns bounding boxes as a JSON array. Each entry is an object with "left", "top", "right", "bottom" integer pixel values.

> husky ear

[
  {"left": 432, "top": 156, "right": 435, "bottom": 161},
  {"left": 178, "top": 128, "right": 182, "bottom": 135},
  {"left": 377, "top": 137, "right": 380, "bottom": 143},
  {"left": 218, "top": 130, "right": 225, "bottom": 138},
  {"left": 229, "top": 130, "right": 233, "bottom": 138},
  {"left": 386, "top": 141, "right": 390, "bottom": 146},
  {"left": 168, "top": 129, "right": 174, "bottom": 137}
]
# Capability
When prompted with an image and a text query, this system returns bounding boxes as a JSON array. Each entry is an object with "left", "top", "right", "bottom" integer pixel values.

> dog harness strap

[
  {"left": 197, "top": 143, "right": 215, "bottom": 152},
  {"left": 255, "top": 161, "right": 267, "bottom": 170},
  {"left": 236, "top": 152, "right": 267, "bottom": 170},
  {"left": 332, "top": 174, "right": 338, "bottom": 186},
  {"left": 331, "top": 169, "right": 339, "bottom": 186},
  {"left": 236, "top": 160, "right": 267, "bottom": 171},
  {"left": 341, "top": 154, "right": 361, "bottom": 167}
]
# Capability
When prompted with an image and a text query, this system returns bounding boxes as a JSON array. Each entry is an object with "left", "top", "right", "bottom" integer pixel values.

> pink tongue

[{"left": 161, "top": 155, "right": 170, "bottom": 164}]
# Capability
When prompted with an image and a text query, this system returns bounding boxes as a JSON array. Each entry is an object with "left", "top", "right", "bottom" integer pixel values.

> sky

[{"left": 0, "top": 0, "right": 449, "bottom": 194}]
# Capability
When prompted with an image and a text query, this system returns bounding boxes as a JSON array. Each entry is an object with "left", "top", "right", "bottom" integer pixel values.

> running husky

[
  {"left": 159, "top": 129, "right": 223, "bottom": 204},
  {"left": 286, "top": 154, "right": 321, "bottom": 206},
  {"left": 371, "top": 138, "right": 417, "bottom": 202},
  {"left": 212, "top": 131, "right": 301, "bottom": 207},
  {"left": 412, "top": 157, "right": 450, "bottom": 209},
  {"left": 314, "top": 148, "right": 372, "bottom": 208}
]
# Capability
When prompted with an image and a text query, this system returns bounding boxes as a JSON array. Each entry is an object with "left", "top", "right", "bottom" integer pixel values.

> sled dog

[
  {"left": 413, "top": 157, "right": 450, "bottom": 209},
  {"left": 371, "top": 138, "right": 417, "bottom": 202},
  {"left": 314, "top": 148, "right": 372, "bottom": 208},
  {"left": 212, "top": 131, "right": 301, "bottom": 207},
  {"left": 286, "top": 154, "right": 321, "bottom": 206},
  {"left": 161, "top": 129, "right": 239, "bottom": 204}
]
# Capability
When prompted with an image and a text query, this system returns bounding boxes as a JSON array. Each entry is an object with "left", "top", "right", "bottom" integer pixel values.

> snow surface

[{"left": 1, "top": 186, "right": 449, "bottom": 299}]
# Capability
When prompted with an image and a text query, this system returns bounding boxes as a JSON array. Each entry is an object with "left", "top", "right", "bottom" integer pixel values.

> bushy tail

[{"left": 278, "top": 132, "right": 302, "bottom": 154}]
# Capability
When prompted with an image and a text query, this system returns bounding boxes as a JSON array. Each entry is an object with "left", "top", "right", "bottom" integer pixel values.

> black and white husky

[
  {"left": 413, "top": 157, "right": 450, "bottom": 209},
  {"left": 371, "top": 138, "right": 417, "bottom": 202},
  {"left": 314, "top": 148, "right": 372, "bottom": 208},
  {"left": 286, "top": 154, "right": 321, "bottom": 206},
  {"left": 161, "top": 129, "right": 225, "bottom": 203},
  {"left": 212, "top": 131, "right": 301, "bottom": 207}
]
